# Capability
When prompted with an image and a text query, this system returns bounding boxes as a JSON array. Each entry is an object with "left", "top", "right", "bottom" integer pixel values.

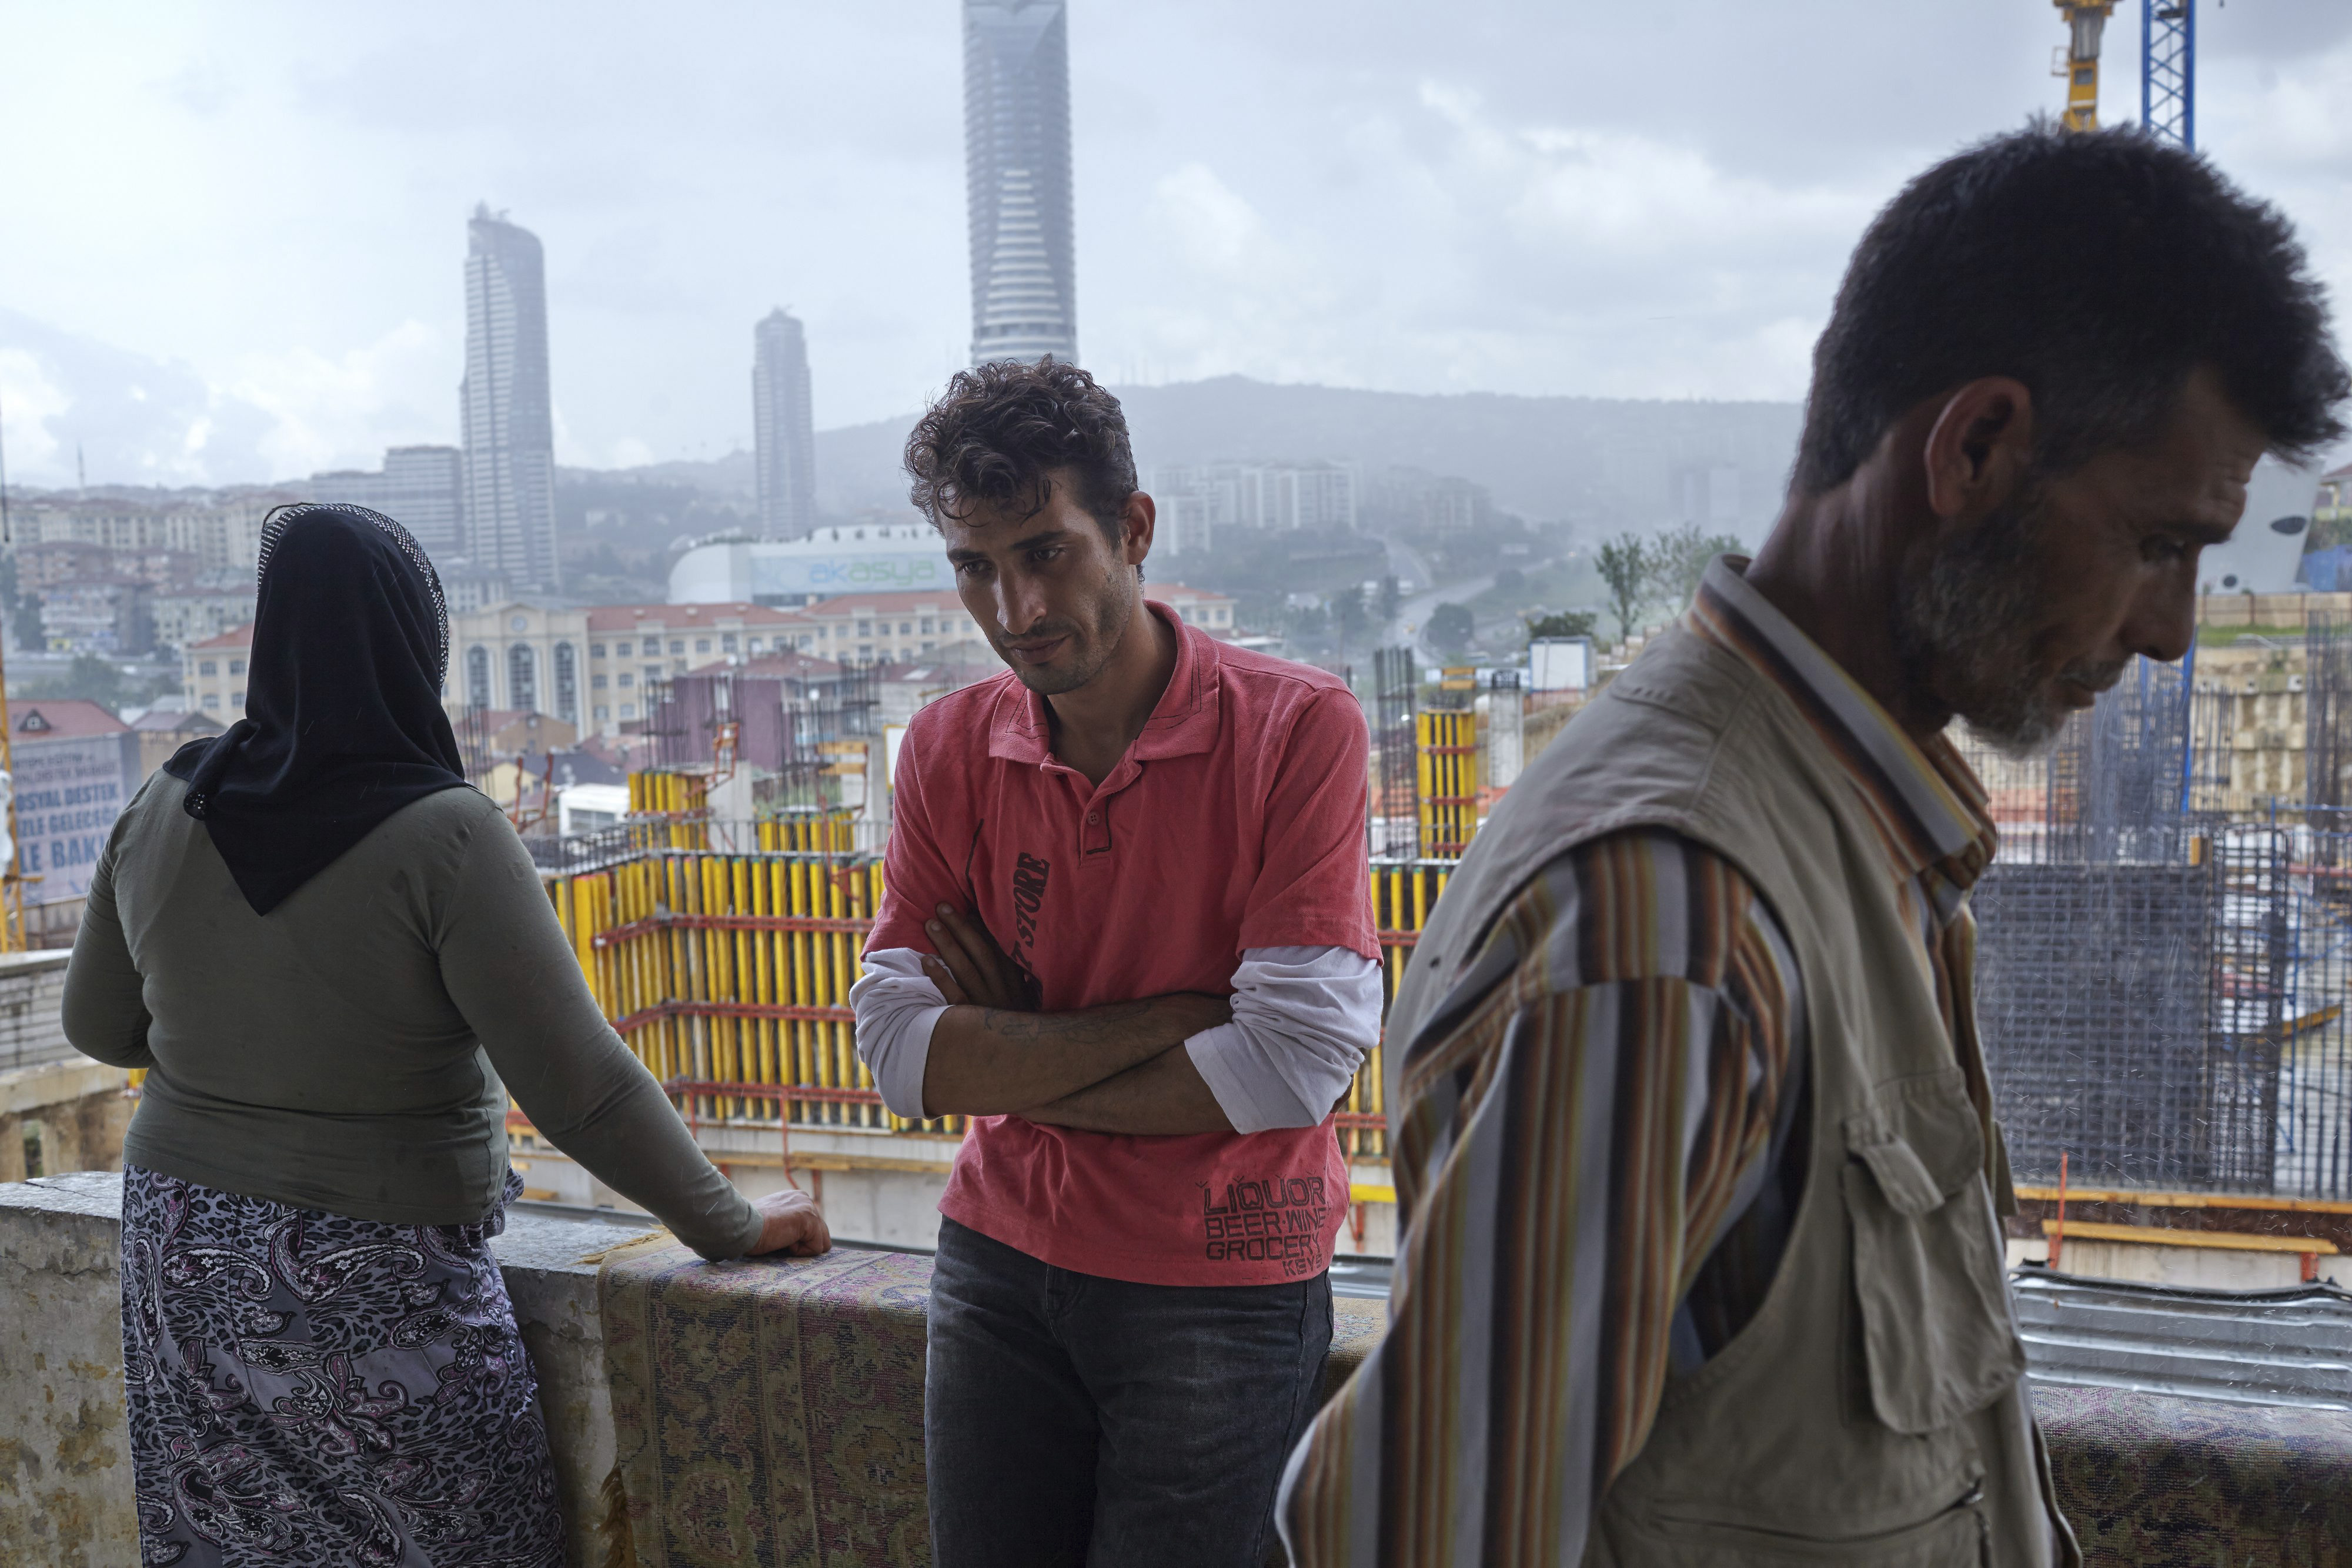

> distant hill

[
  {"left": 557, "top": 449, "right": 756, "bottom": 499},
  {"left": 803, "top": 376, "right": 1802, "bottom": 537},
  {"left": 576, "top": 376, "right": 1806, "bottom": 540}
]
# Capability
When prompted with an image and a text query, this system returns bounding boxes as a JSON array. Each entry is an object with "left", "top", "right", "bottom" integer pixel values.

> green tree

[
  {"left": 1378, "top": 574, "right": 1401, "bottom": 623},
  {"left": 1524, "top": 609, "right": 1596, "bottom": 641},
  {"left": 1426, "top": 601, "right": 1475, "bottom": 652},
  {"left": 1333, "top": 584, "right": 1368, "bottom": 653},
  {"left": 1649, "top": 522, "right": 1745, "bottom": 610},
  {"left": 1597, "top": 533, "right": 1650, "bottom": 640},
  {"left": 21, "top": 652, "right": 135, "bottom": 711},
  {"left": 0, "top": 556, "right": 38, "bottom": 652}
]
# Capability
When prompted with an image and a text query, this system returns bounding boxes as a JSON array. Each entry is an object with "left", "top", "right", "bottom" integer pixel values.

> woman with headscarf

[{"left": 62, "top": 503, "right": 827, "bottom": 1567}]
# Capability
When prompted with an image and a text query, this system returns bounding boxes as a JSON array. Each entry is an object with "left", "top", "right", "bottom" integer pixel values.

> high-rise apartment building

[
  {"left": 753, "top": 309, "right": 817, "bottom": 537},
  {"left": 460, "top": 206, "right": 560, "bottom": 591},
  {"left": 963, "top": 1, "right": 1077, "bottom": 365},
  {"left": 312, "top": 445, "right": 465, "bottom": 559},
  {"left": 1148, "top": 460, "right": 1359, "bottom": 552}
]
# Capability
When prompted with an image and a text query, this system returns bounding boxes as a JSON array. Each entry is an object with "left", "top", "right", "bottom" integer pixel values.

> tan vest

[{"left": 1385, "top": 628, "right": 2077, "bottom": 1567}]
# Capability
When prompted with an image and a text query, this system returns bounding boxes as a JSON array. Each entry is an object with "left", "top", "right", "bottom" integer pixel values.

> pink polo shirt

[{"left": 867, "top": 604, "right": 1377, "bottom": 1287}]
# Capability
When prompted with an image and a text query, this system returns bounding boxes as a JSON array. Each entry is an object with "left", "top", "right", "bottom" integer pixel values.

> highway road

[{"left": 1378, "top": 534, "right": 1494, "bottom": 668}]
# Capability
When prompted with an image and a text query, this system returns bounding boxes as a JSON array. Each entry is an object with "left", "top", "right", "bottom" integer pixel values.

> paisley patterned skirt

[{"left": 119, "top": 1164, "right": 565, "bottom": 1567}]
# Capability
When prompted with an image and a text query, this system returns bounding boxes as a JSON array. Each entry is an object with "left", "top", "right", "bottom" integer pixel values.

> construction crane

[
  {"left": 0, "top": 394, "right": 24, "bottom": 950},
  {"left": 2052, "top": 2, "right": 2116, "bottom": 131},
  {"left": 2143, "top": 0, "right": 2195, "bottom": 148},
  {"left": 2053, "top": 1, "right": 2196, "bottom": 147}
]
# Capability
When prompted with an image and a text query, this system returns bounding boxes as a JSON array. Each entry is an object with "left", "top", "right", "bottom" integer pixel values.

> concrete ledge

[{"left": 11, "top": 1174, "right": 2351, "bottom": 1568}]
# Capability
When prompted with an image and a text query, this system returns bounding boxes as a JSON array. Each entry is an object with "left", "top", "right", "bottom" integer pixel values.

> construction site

[{"left": 407, "top": 574, "right": 2333, "bottom": 1290}]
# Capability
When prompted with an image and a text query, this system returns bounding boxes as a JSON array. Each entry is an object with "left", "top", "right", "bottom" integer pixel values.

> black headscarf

[{"left": 163, "top": 503, "right": 470, "bottom": 914}]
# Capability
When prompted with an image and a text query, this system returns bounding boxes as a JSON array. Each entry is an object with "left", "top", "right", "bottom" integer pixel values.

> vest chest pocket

[{"left": 1843, "top": 1069, "right": 2027, "bottom": 1436}]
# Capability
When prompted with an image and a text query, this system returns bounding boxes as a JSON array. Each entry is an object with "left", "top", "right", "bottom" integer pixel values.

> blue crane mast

[{"left": 2142, "top": 0, "right": 2196, "bottom": 148}]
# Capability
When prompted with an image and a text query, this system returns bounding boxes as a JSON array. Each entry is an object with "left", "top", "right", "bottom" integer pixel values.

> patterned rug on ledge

[
  {"left": 2034, "top": 1383, "right": 2352, "bottom": 1567},
  {"left": 602, "top": 1243, "right": 937, "bottom": 1568}
]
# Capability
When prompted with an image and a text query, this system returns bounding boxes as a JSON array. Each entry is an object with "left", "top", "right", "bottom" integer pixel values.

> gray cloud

[{"left": 1, "top": 0, "right": 2346, "bottom": 487}]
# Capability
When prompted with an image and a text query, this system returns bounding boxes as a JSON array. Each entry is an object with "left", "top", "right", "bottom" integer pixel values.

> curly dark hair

[
  {"left": 1795, "top": 122, "right": 2348, "bottom": 494},
  {"left": 904, "top": 357, "right": 1138, "bottom": 536}
]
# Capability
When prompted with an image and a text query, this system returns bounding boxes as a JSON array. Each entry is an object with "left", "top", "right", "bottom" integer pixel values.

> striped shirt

[{"left": 1278, "top": 556, "right": 1999, "bottom": 1566}]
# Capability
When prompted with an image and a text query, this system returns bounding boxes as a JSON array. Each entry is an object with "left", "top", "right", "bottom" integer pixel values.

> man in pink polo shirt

[{"left": 851, "top": 359, "right": 1382, "bottom": 1568}]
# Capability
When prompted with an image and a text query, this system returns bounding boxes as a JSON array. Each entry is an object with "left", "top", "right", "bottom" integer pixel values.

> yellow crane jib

[{"left": 2053, "top": 1, "right": 2114, "bottom": 132}]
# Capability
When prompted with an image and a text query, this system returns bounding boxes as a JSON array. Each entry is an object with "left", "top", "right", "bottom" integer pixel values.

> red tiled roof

[
  {"left": 874, "top": 658, "right": 1003, "bottom": 686},
  {"left": 730, "top": 651, "right": 846, "bottom": 678},
  {"left": 465, "top": 710, "right": 572, "bottom": 730},
  {"left": 130, "top": 710, "right": 221, "bottom": 733},
  {"left": 584, "top": 602, "right": 810, "bottom": 633},
  {"left": 792, "top": 584, "right": 1227, "bottom": 616},
  {"left": 12, "top": 699, "right": 131, "bottom": 738},
  {"left": 189, "top": 623, "right": 255, "bottom": 650},
  {"left": 795, "top": 592, "right": 969, "bottom": 616}
]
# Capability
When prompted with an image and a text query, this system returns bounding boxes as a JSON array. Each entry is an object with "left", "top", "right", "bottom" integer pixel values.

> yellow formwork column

[{"left": 1414, "top": 709, "right": 1481, "bottom": 860}]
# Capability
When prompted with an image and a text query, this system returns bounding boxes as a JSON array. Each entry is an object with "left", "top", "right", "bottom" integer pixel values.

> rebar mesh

[
  {"left": 1958, "top": 647, "right": 2352, "bottom": 1199},
  {"left": 1372, "top": 646, "right": 1419, "bottom": 859}
]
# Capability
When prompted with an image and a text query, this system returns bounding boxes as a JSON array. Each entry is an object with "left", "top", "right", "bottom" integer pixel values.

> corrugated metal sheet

[
  {"left": 1319, "top": 1258, "right": 2352, "bottom": 1409},
  {"left": 2011, "top": 1269, "right": 2352, "bottom": 1410}
]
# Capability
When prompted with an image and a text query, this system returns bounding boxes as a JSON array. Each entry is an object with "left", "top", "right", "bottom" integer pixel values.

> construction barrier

[
  {"left": 626, "top": 770, "right": 713, "bottom": 849},
  {"left": 540, "top": 777, "right": 1474, "bottom": 1168},
  {"left": 547, "top": 823, "right": 966, "bottom": 1139},
  {"left": 546, "top": 845, "right": 1472, "bottom": 1166},
  {"left": 1415, "top": 708, "right": 1481, "bottom": 859}
]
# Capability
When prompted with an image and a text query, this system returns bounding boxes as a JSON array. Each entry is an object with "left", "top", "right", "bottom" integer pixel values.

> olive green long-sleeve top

[{"left": 64, "top": 771, "right": 762, "bottom": 1261}]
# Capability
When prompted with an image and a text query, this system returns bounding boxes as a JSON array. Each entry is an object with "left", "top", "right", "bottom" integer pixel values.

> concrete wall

[
  {"left": 0, "top": 1060, "right": 131, "bottom": 1185},
  {"left": 514, "top": 1121, "right": 1407, "bottom": 1256},
  {"left": 2007, "top": 1233, "right": 2352, "bottom": 1292},
  {"left": 0, "top": 951, "right": 74, "bottom": 1072},
  {"left": 0, "top": 1172, "right": 650, "bottom": 1568}
]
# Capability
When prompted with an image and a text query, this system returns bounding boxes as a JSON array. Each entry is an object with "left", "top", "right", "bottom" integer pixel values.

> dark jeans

[{"left": 926, "top": 1217, "right": 1335, "bottom": 1568}]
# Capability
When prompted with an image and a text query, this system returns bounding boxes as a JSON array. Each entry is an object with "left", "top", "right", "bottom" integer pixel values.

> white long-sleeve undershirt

[{"left": 848, "top": 945, "right": 1383, "bottom": 1132}]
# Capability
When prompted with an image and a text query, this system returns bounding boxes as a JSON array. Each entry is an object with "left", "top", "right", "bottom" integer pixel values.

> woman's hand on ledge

[{"left": 748, "top": 1189, "right": 833, "bottom": 1258}]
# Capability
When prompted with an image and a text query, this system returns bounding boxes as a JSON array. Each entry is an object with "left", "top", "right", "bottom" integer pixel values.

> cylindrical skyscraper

[
  {"left": 963, "top": 0, "right": 1077, "bottom": 366},
  {"left": 753, "top": 309, "right": 817, "bottom": 538},
  {"left": 460, "top": 205, "right": 560, "bottom": 592}
]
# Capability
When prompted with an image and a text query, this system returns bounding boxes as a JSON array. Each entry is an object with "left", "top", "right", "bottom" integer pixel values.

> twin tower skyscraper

[
  {"left": 753, "top": 0, "right": 1077, "bottom": 539},
  {"left": 456, "top": 0, "right": 1076, "bottom": 582},
  {"left": 457, "top": 207, "right": 820, "bottom": 569}
]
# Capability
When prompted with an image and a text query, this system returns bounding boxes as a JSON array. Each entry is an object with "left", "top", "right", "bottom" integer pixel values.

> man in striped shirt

[{"left": 1282, "top": 126, "right": 2348, "bottom": 1564}]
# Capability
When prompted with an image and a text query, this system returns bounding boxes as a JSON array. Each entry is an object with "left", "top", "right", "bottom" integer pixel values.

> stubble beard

[
  {"left": 1892, "top": 494, "right": 2124, "bottom": 761},
  {"left": 998, "top": 564, "right": 1142, "bottom": 698}
]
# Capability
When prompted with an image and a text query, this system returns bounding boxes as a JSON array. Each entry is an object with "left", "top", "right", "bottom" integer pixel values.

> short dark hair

[
  {"left": 1794, "top": 122, "right": 2348, "bottom": 494},
  {"left": 904, "top": 357, "right": 1138, "bottom": 536}
]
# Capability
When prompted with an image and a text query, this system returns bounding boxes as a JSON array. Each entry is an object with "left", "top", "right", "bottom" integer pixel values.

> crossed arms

[{"left": 850, "top": 903, "right": 1381, "bottom": 1135}]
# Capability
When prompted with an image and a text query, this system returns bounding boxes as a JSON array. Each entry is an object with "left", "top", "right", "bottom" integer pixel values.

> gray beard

[{"left": 1891, "top": 497, "right": 2120, "bottom": 761}]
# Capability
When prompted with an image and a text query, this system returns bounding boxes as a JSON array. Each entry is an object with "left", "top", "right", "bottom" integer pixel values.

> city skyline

[
  {"left": 460, "top": 205, "right": 561, "bottom": 591},
  {"left": 753, "top": 308, "right": 817, "bottom": 536},
  {"left": 964, "top": 0, "right": 1078, "bottom": 366},
  {"left": 310, "top": 444, "right": 464, "bottom": 559}
]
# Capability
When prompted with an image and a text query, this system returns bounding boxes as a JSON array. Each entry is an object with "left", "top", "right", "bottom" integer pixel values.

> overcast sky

[{"left": 2, "top": 1, "right": 2347, "bottom": 490}]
